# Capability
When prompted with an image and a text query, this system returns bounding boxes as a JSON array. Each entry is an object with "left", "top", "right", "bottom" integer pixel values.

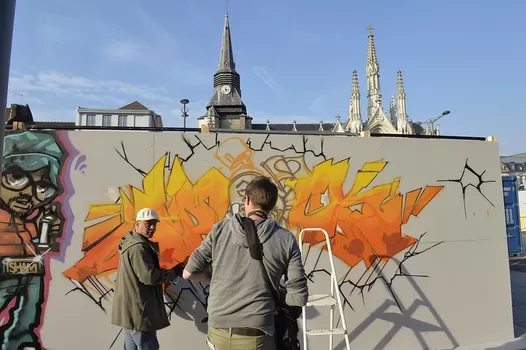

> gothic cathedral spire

[
  {"left": 366, "top": 25, "right": 382, "bottom": 120},
  {"left": 363, "top": 25, "right": 398, "bottom": 134},
  {"left": 344, "top": 70, "right": 363, "bottom": 133},
  {"left": 396, "top": 71, "right": 413, "bottom": 134}
]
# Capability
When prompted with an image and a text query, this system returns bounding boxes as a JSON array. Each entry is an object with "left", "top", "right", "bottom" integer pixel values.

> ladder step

[
  {"left": 306, "top": 328, "right": 347, "bottom": 336},
  {"left": 306, "top": 294, "right": 337, "bottom": 306}
]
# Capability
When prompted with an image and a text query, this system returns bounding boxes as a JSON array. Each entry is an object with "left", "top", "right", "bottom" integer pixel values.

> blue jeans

[{"left": 123, "top": 329, "right": 159, "bottom": 350}]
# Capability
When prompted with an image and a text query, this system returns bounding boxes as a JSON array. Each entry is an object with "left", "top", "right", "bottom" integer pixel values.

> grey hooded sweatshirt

[{"left": 185, "top": 214, "right": 309, "bottom": 330}]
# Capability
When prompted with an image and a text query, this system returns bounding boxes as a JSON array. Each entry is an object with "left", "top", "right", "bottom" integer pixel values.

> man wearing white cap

[{"left": 111, "top": 208, "right": 183, "bottom": 350}]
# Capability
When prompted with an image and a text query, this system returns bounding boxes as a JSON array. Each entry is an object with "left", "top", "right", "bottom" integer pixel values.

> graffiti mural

[
  {"left": 0, "top": 131, "right": 71, "bottom": 350},
  {"left": 60, "top": 134, "right": 446, "bottom": 346},
  {"left": 0, "top": 129, "right": 507, "bottom": 350}
]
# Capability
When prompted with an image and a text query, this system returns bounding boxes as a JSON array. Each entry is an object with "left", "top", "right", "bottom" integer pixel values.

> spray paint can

[{"left": 38, "top": 215, "right": 55, "bottom": 249}]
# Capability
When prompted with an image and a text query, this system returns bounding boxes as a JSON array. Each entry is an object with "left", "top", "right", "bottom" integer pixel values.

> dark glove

[{"left": 172, "top": 262, "right": 185, "bottom": 277}]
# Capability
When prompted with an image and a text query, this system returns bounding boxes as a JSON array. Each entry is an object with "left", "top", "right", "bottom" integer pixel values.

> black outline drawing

[
  {"left": 304, "top": 232, "right": 443, "bottom": 313},
  {"left": 438, "top": 158, "right": 495, "bottom": 218}
]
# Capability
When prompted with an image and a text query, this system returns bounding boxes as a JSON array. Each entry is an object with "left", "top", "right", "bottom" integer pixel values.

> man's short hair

[{"left": 245, "top": 176, "right": 278, "bottom": 212}]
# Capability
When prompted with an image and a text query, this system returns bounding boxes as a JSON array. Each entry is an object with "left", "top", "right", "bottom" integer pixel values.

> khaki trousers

[{"left": 206, "top": 326, "right": 276, "bottom": 350}]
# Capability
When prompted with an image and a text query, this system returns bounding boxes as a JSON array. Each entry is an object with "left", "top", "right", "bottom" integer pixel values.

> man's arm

[
  {"left": 183, "top": 227, "right": 214, "bottom": 280},
  {"left": 280, "top": 237, "right": 309, "bottom": 307},
  {"left": 128, "top": 244, "right": 176, "bottom": 285},
  {"left": 182, "top": 268, "right": 212, "bottom": 283}
]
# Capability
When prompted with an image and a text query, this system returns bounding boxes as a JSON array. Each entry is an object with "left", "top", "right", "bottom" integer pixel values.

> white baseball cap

[{"left": 136, "top": 208, "right": 160, "bottom": 222}]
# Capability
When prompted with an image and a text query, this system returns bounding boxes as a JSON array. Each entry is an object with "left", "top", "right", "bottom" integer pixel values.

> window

[
  {"left": 102, "top": 114, "right": 112, "bottom": 127},
  {"left": 86, "top": 114, "right": 96, "bottom": 126},
  {"left": 118, "top": 115, "right": 127, "bottom": 127}
]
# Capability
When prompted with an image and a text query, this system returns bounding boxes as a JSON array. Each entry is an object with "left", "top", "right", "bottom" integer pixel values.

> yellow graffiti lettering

[{"left": 63, "top": 155, "right": 230, "bottom": 283}]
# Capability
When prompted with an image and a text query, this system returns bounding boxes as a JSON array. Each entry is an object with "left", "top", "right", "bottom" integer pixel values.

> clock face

[{"left": 221, "top": 85, "right": 231, "bottom": 95}]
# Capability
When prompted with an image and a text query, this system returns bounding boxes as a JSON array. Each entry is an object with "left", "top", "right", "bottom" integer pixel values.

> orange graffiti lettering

[
  {"left": 64, "top": 152, "right": 443, "bottom": 284},
  {"left": 287, "top": 158, "right": 443, "bottom": 269},
  {"left": 63, "top": 155, "right": 230, "bottom": 283}
]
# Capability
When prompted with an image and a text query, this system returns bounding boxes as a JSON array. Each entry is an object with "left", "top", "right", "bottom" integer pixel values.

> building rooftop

[
  {"left": 252, "top": 122, "right": 336, "bottom": 132},
  {"left": 119, "top": 100, "right": 150, "bottom": 111},
  {"left": 502, "top": 153, "right": 526, "bottom": 163}
]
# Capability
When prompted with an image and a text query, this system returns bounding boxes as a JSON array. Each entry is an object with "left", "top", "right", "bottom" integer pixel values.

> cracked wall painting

[
  {"left": 438, "top": 159, "right": 496, "bottom": 218},
  {"left": 0, "top": 131, "right": 73, "bottom": 350},
  {"left": 62, "top": 135, "right": 444, "bottom": 347}
]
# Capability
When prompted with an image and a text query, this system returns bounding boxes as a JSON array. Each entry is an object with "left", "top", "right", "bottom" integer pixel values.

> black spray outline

[{"left": 437, "top": 159, "right": 495, "bottom": 218}]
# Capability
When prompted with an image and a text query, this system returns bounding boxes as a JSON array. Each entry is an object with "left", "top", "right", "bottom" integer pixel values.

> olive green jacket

[{"left": 111, "top": 231, "right": 176, "bottom": 331}]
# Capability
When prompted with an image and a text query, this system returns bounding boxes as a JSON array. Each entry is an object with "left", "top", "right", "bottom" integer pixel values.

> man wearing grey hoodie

[{"left": 183, "top": 176, "right": 309, "bottom": 350}]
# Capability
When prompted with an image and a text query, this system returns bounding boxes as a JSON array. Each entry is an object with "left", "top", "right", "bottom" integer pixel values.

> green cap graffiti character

[{"left": 2, "top": 131, "right": 63, "bottom": 188}]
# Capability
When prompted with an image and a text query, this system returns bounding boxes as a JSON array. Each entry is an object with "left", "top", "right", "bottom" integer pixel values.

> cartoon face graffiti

[
  {"left": 1, "top": 167, "right": 57, "bottom": 216},
  {"left": 0, "top": 131, "right": 65, "bottom": 350}
]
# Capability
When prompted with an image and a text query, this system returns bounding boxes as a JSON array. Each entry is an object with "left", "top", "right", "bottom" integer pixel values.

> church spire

[
  {"left": 212, "top": 13, "right": 241, "bottom": 93},
  {"left": 217, "top": 14, "right": 236, "bottom": 74},
  {"left": 396, "top": 71, "right": 407, "bottom": 120},
  {"left": 396, "top": 71, "right": 413, "bottom": 134},
  {"left": 366, "top": 25, "right": 379, "bottom": 68},
  {"left": 349, "top": 71, "right": 361, "bottom": 121},
  {"left": 202, "top": 12, "right": 248, "bottom": 130},
  {"left": 366, "top": 25, "right": 382, "bottom": 119},
  {"left": 345, "top": 70, "right": 363, "bottom": 133},
  {"left": 207, "top": 12, "right": 244, "bottom": 108}
]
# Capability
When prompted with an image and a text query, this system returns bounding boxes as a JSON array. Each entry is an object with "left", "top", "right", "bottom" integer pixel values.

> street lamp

[
  {"left": 415, "top": 110, "right": 451, "bottom": 135},
  {"left": 429, "top": 110, "right": 450, "bottom": 135},
  {"left": 180, "top": 98, "right": 189, "bottom": 130}
]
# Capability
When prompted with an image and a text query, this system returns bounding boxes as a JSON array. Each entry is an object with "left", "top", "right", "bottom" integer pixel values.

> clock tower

[{"left": 200, "top": 13, "right": 251, "bottom": 129}]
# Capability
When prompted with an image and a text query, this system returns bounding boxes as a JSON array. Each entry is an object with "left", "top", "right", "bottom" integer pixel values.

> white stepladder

[{"left": 298, "top": 228, "right": 351, "bottom": 350}]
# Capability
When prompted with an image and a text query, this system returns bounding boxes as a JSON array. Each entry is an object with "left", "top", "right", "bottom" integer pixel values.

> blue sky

[{"left": 6, "top": 0, "right": 526, "bottom": 155}]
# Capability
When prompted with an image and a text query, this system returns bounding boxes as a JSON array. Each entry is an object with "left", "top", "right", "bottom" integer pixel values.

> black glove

[{"left": 171, "top": 262, "right": 185, "bottom": 277}]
